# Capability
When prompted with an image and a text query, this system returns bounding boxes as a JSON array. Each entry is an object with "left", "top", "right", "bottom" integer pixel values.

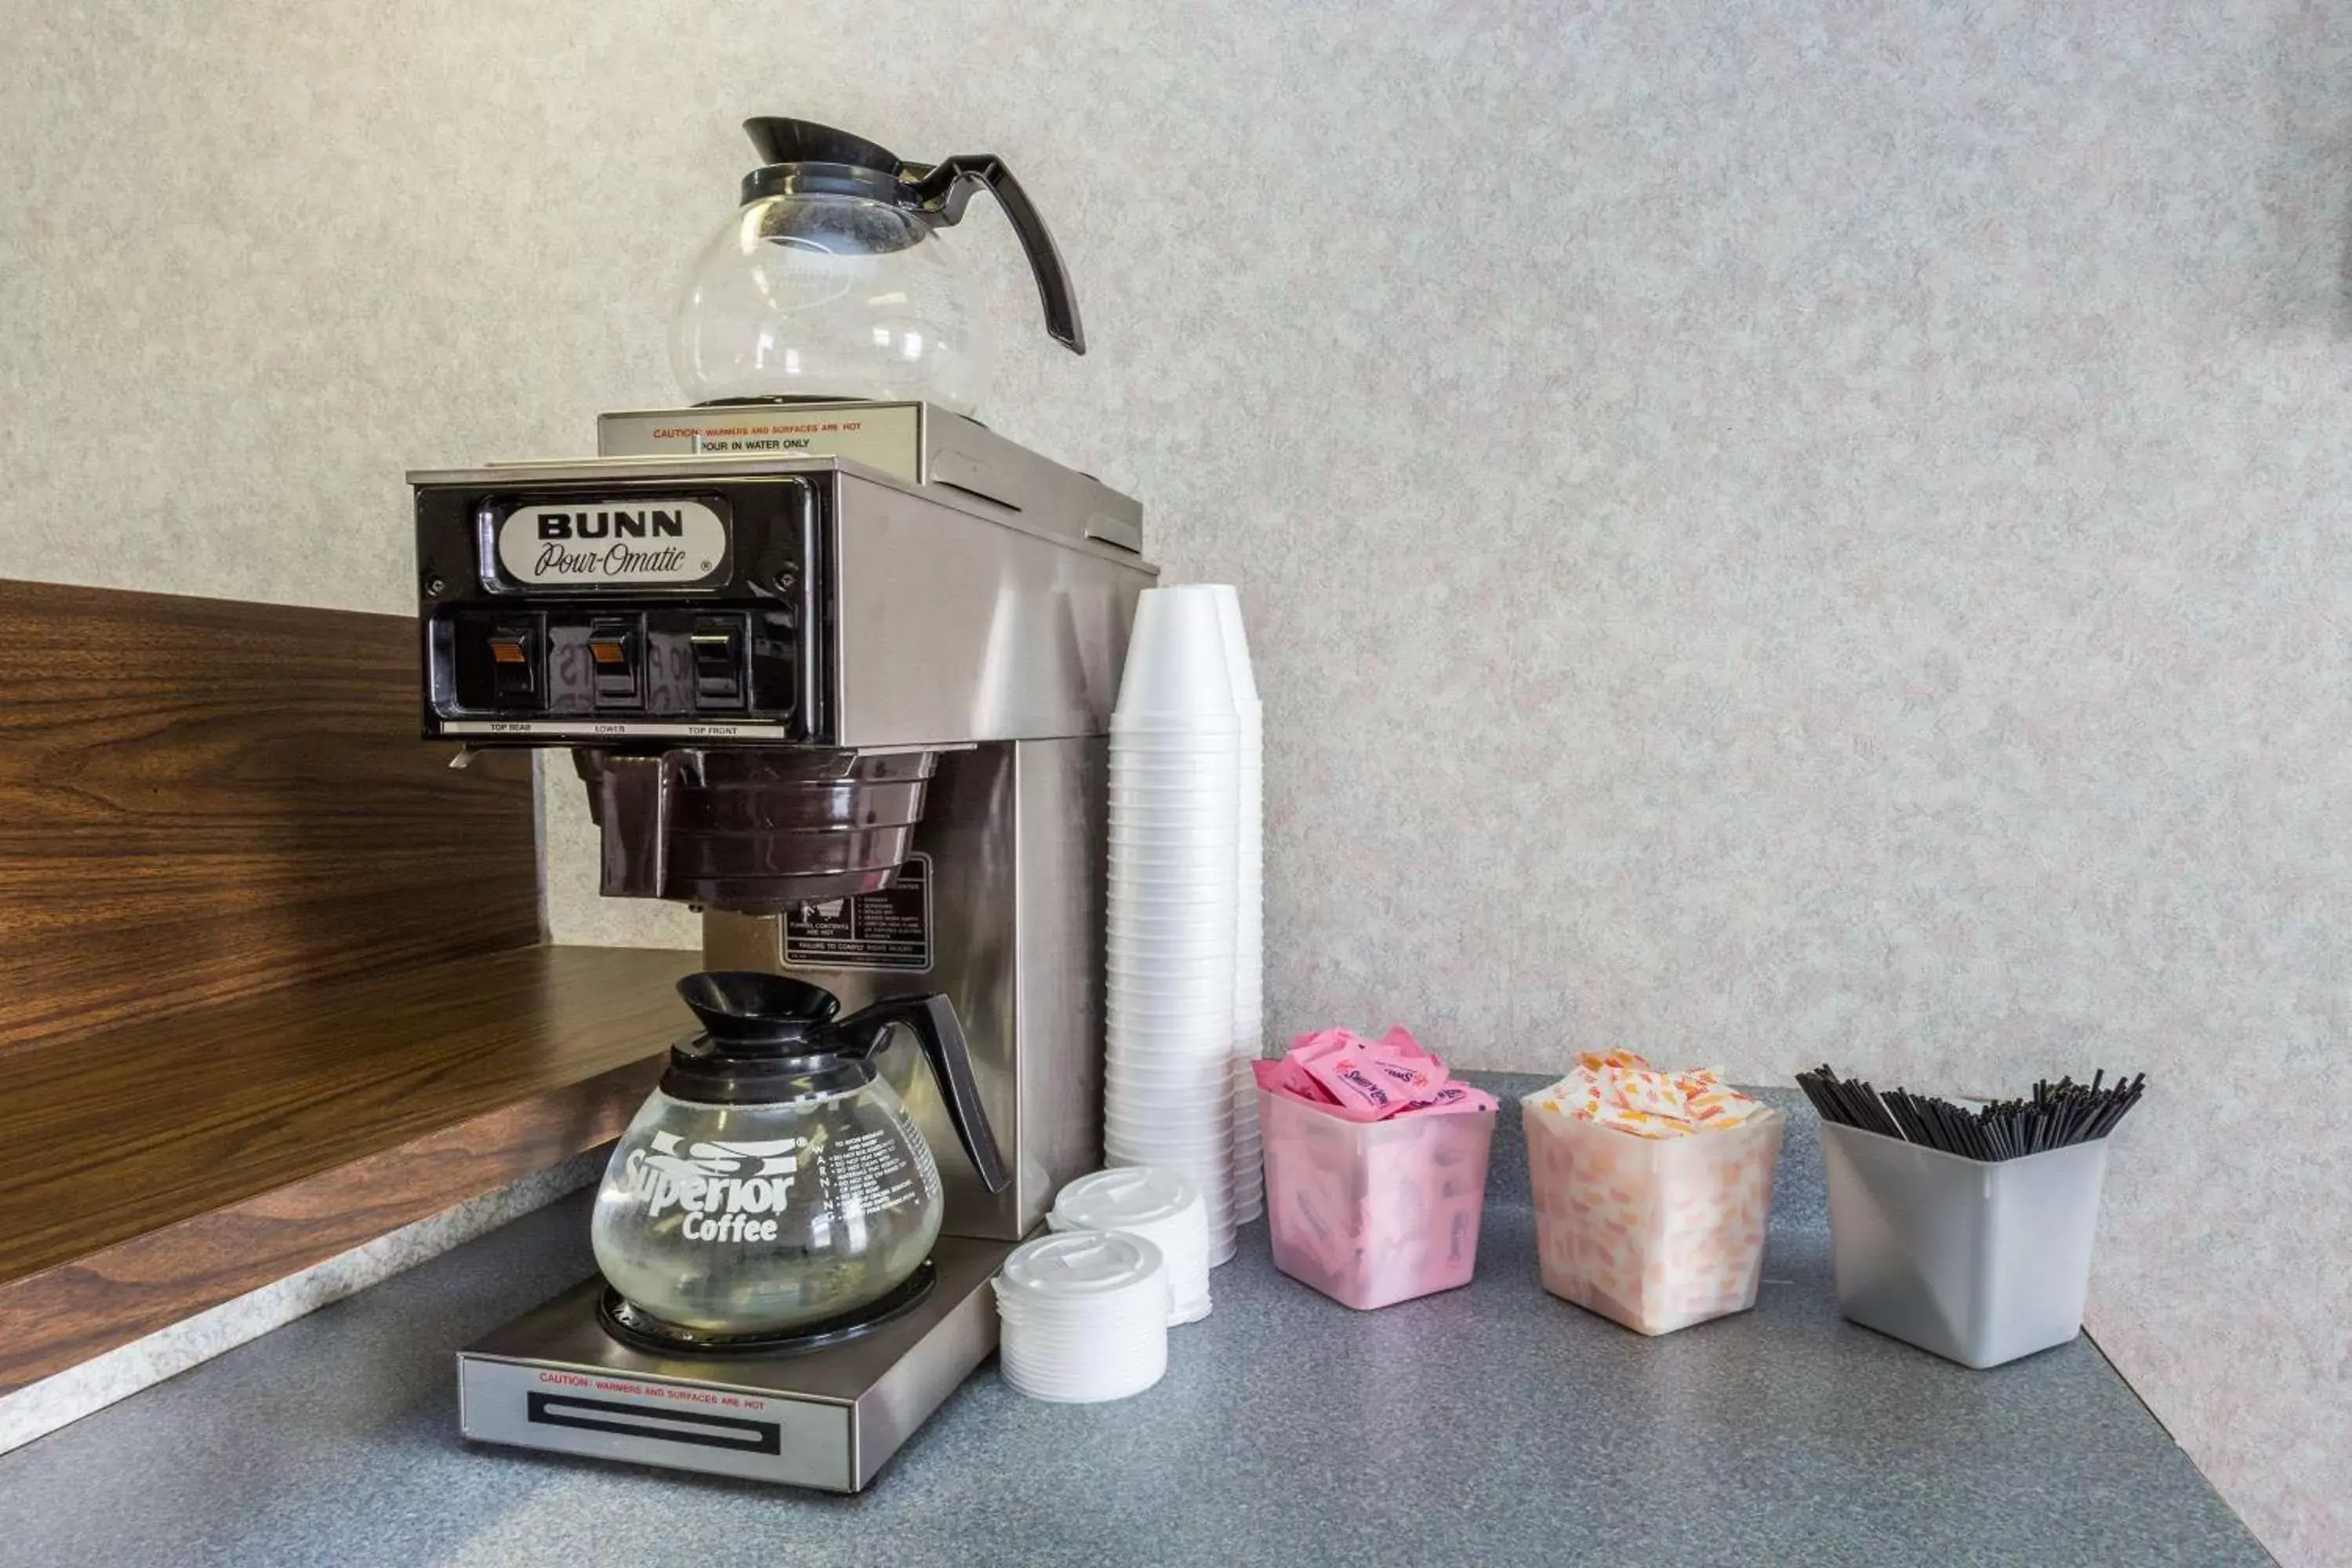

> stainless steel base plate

[{"left": 457, "top": 1234, "right": 1010, "bottom": 1491}]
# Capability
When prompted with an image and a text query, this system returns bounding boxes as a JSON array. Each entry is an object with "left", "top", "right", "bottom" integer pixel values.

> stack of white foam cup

[
  {"left": 1105, "top": 586, "right": 1240, "bottom": 1263},
  {"left": 1209, "top": 588, "right": 1265, "bottom": 1224}
]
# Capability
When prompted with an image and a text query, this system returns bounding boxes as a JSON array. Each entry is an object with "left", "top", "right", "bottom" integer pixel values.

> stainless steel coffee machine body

[
  {"left": 412, "top": 447, "right": 1152, "bottom": 1236},
  {"left": 433, "top": 434, "right": 1151, "bottom": 1490}
]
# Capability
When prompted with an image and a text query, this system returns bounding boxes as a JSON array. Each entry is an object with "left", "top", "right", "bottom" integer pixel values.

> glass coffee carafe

[
  {"left": 670, "top": 117, "right": 1085, "bottom": 414},
  {"left": 590, "top": 971, "right": 1008, "bottom": 1341}
]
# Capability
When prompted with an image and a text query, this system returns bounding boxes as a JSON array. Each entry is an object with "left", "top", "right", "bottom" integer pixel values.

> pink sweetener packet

[
  {"left": 1308, "top": 1044, "right": 1449, "bottom": 1114},
  {"left": 1370, "top": 1025, "right": 1485, "bottom": 1113},
  {"left": 1301, "top": 1047, "right": 1425, "bottom": 1118},
  {"left": 1309, "top": 1026, "right": 1450, "bottom": 1094},
  {"left": 1376, "top": 1025, "right": 1446, "bottom": 1075},
  {"left": 1287, "top": 1028, "right": 1356, "bottom": 1069},
  {"left": 1288, "top": 1029, "right": 1414, "bottom": 1118},
  {"left": 1397, "top": 1081, "right": 1499, "bottom": 1116},
  {"left": 1354, "top": 1044, "right": 1448, "bottom": 1100},
  {"left": 1252, "top": 1054, "right": 1337, "bottom": 1105},
  {"left": 1274, "top": 1025, "right": 1485, "bottom": 1121},
  {"left": 1258, "top": 1049, "right": 1399, "bottom": 1123},
  {"left": 1296, "top": 1026, "right": 1445, "bottom": 1077}
]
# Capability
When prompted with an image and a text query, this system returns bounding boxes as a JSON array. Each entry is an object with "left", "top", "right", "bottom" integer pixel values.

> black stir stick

[{"left": 1796, "top": 1064, "right": 2145, "bottom": 1162}]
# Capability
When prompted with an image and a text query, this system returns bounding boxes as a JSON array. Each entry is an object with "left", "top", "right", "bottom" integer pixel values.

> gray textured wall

[{"left": 3, "top": 2, "right": 2346, "bottom": 1559}]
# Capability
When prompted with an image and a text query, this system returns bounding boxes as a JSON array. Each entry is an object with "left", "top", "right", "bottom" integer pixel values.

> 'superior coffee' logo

[
  {"left": 495, "top": 498, "right": 727, "bottom": 586},
  {"left": 616, "top": 1131, "right": 801, "bottom": 1244}
]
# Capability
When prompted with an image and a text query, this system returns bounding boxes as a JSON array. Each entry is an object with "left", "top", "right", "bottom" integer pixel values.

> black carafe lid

[
  {"left": 661, "top": 971, "right": 1011, "bottom": 1193},
  {"left": 742, "top": 117, "right": 903, "bottom": 172},
  {"left": 735, "top": 116, "right": 1084, "bottom": 354},
  {"left": 677, "top": 970, "right": 839, "bottom": 1047}
]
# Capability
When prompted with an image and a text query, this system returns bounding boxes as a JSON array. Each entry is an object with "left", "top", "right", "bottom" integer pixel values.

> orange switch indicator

[
  {"left": 483, "top": 620, "right": 540, "bottom": 708},
  {"left": 585, "top": 618, "right": 641, "bottom": 706}
]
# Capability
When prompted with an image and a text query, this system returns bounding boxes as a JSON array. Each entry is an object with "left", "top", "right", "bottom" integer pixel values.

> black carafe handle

[
  {"left": 911, "top": 155, "right": 1086, "bottom": 354},
  {"left": 831, "top": 994, "right": 1011, "bottom": 1194}
]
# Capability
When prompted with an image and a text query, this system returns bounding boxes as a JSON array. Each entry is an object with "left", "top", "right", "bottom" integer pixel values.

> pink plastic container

[{"left": 1258, "top": 1087, "right": 1494, "bottom": 1311}]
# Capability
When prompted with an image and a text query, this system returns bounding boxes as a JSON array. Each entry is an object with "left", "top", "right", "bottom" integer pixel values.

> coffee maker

[{"left": 426, "top": 400, "right": 1152, "bottom": 1487}]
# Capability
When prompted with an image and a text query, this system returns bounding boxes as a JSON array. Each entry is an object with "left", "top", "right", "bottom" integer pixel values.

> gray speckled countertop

[{"left": 0, "top": 1080, "right": 2269, "bottom": 1568}]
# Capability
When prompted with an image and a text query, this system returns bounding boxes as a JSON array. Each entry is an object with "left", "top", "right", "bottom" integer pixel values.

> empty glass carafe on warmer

[
  {"left": 670, "top": 116, "right": 1086, "bottom": 414},
  {"left": 590, "top": 971, "right": 1009, "bottom": 1339}
]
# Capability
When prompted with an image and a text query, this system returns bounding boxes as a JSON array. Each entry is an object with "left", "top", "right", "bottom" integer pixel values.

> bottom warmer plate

[{"left": 456, "top": 1233, "right": 1013, "bottom": 1491}]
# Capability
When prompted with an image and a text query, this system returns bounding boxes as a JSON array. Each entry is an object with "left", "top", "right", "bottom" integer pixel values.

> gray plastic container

[{"left": 1819, "top": 1122, "right": 2111, "bottom": 1369}]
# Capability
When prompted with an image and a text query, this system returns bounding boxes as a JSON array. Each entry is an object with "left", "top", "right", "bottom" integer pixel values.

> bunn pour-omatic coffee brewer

[{"left": 429, "top": 119, "right": 1154, "bottom": 1490}]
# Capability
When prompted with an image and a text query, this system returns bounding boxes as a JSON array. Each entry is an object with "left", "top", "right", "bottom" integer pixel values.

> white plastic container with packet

[
  {"left": 1523, "top": 1098, "right": 1784, "bottom": 1337},
  {"left": 1820, "top": 1123, "right": 2109, "bottom": 1369}
]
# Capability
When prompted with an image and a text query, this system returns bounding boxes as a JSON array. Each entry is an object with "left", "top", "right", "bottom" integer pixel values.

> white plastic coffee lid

[
  {"left": 1051, "top": 1167, "right": 1199, "bottom": 1232},
  {"left": 997, "top": 1231, "right": 1167, "bottom": 1307}
]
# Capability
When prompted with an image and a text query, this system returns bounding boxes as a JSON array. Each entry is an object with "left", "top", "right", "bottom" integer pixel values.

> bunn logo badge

[
  {"left": 495, "top": 497, "right": 728, "bottom": 586},
  {"left": 535, "top": 507, "right": 688, "bottom": 540}
]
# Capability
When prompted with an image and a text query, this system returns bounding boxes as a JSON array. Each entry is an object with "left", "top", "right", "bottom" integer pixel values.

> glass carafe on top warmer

[
  {"left": 590, "top": 971, "right": 1009, "bottom": 1340},
  {"left": 670, "top": 117, "right": 1086, "bottom": 415}
]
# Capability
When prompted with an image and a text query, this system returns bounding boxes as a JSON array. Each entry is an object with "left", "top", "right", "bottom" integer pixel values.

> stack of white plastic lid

[
  {"left": 993, "top": 1231, "right": 1171, "bottom": 1403},
  {"left": 1210, "top": 589, "right": 1265, "bottom": 1224},
  {"left": 1048, "top": 1167, "right": 1213, "bottom": 1324},
  {"left": 1105, "top": 586, "right": 1241, "bottom": 1261}
]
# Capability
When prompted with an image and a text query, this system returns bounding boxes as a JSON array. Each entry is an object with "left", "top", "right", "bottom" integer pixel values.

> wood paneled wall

[
  {"left": 0, "top": 579, "right": 682, "bottom": 1397},
  {"left": 0, "top": 579, "right": 540, "bottom": 1057}
]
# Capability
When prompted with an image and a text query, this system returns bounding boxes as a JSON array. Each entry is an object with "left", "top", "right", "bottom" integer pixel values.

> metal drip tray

[{"left": 457, "top": 1234, "right": 1011, "bottom": 1491}]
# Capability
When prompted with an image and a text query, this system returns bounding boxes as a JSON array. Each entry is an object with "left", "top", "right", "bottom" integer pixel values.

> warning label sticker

[
  {"left": 782, "top": 855, "right": 933, "bottom": 973},
  {"left": 597, "top": 404, "right": 921, "bottom": 481}
]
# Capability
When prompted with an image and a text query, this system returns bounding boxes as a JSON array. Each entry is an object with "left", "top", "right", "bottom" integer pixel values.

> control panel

[{"left": 414, "top": 473, "right": 828, "bottom": 742}]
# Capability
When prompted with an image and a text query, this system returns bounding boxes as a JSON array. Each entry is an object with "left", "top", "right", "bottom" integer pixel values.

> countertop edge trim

[{"left": 0, "top": 1054, "right": 662, "bottom": 1397}]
